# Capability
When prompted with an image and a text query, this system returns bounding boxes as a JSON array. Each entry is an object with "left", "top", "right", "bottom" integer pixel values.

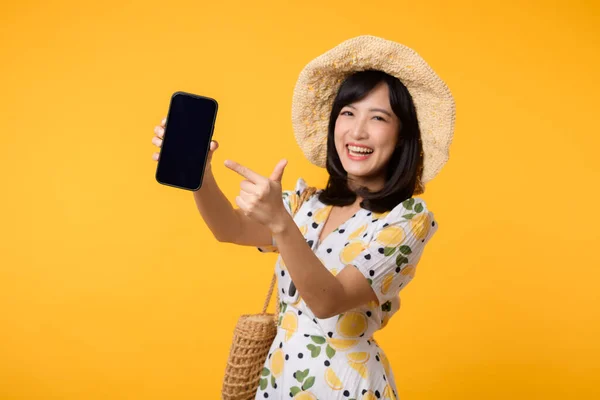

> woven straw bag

[{"left": 222, "top": 186, "right": 317, "bottom": 400}]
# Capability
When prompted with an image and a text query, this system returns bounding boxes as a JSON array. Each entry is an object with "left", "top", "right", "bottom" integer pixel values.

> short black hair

[{"left": 318, "top": 69, "right": 425, "bottom": 213}]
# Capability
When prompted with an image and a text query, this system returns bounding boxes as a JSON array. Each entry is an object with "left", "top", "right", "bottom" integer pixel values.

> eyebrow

[{"left": 346, "top": 104, "right": 393, "bottom": 117}]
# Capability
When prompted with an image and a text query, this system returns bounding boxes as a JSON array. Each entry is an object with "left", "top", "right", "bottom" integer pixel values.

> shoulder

[{"left": 377, "top": 197, "right": 438, "bottom": 242}]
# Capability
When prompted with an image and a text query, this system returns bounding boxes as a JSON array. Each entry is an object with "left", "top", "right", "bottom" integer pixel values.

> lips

[{"left": 346, "top": 144, "right": 374, "bottom": 160}]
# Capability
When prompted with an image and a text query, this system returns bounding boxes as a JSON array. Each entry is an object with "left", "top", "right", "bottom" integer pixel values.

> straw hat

[{"left": 291, "top": 35, "right": 456, "bottom": 185}]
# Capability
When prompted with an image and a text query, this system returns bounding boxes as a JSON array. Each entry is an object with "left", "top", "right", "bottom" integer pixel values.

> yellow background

[{"left": 1, "top": 0, "right": 599, "bottom": 398}]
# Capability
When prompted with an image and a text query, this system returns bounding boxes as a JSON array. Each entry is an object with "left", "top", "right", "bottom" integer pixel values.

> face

[{"left": 334, "top": 82, "right": 400, "bottom": 192}]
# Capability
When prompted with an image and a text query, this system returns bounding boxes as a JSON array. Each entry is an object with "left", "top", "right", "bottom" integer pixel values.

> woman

[{"left": 151, "top": 36, "right": 455, "bottom": 400}]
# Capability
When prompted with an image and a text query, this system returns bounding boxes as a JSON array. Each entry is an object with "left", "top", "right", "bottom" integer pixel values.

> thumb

[{"left": 269, "top": 159, "right": 288, "bottom": 182}]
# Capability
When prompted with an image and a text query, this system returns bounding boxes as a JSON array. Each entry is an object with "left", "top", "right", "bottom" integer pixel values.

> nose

[{"left": 348, "top": 117, "right": 369, "bottom": 140}]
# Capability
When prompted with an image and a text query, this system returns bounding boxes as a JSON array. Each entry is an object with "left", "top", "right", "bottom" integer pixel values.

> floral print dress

[{"left": 255, "top": 178, "right": 438, "bottom": 400}]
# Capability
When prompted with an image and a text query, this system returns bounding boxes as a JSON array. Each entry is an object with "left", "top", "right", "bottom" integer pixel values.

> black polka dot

[
  {"left": 296, "top": 190, "right": 301, "bottom": 196},
  {"left": 293, "top": 372, "right": 297, "bottom": 378},
  {"left": 367, "top": 212, "right": 372, "bottom": 217},
  {"left": 307, "top": 211, "right": 313, "bottom": 216},
  {"left": 343, "top": 390, "right": 350, "bottom": 397},
  {"left": 313, "top": 319, "right": 318, "bottom": 324},
  {"left": 268, "top": 353, "right": 271, "bottom": 359},
  {"left": 378, "top": 247, "right": 384, "bottom": 254},
  {"left": 327, "top": 332, "right": 333, "bottom": 338},
  {"left": 285, "top": 354, "right": 289, "bottom": 360},
  {"left": 264, "top": 393, "right": 269, "bottom": 398},
  {"left": 383, "top": 374, "right": 387, "bottom": 381},
  {"left": 325, "top": 360, "right": 331, "bottom": 366},
  {"left": 364, "top": 233, "right": 368, "bottom": 238},
  {"left": 376, "top": 355, "right": 380, "bottom": 361},
  {"left": 360, "top": 333, "right": 365, "bottom": 337},
  {"left": 289, "top": 392, "right": 293, "bottom": 398},
  {"left": 375, "top": 390, "right": 381, "bottom": 398},
  {"left": 339, "top": 229, "right": 345, "bottom": 234},
  {"left": 298, "top": 310, "right": 303, "bottom": 315},
  {"left": 362, "top": 389, "right": 368, "bottom": 395},
  {"left": 367, "top": 311, "right": 372, "bottom": 317},
  {"left": 298, "top": 353, "right": 304, "bottom": 359},
  {"left": 383, "top": 223, "right": 389, "bottom": 227},
  {"left": 367, "top": 340, "right": 371, "bottom": 345},
  {"left": 344, "top": 242, "right": 349, "bottom": 247},
  {"left": 312, "top": 222, "right": 318, "bottom": 229},
  {"left": 307, "top": 240, "right": 314, "bottom": 247},
  {"left": 432, "top": 221, "right": 436, "bottom": 226},
  {"left": 304, "top": 334, "right": 310, "bottom": 337},
  {"left": 422, "top": 239, "right": 425, "bottom": 242},
  {"left": 364, "top": 254, "right": 371, "bottom": 260},
  {"left": 373, "top": 219, "right": 379, "bottom": 222},
  {"left": 282, "top": 288, "right": 285, "bottom": 294},
  {"left": 281, "top": 270, "right": 285, "bottom": 277},
  {"left": 369, "top": 270, "right": 375, "bottom": 277},
  {"left": 279, "top": 342, "right": 283, "bottom": 348},
  {"left": 396, "top": 266, "right": 401, "bottom": 273}
]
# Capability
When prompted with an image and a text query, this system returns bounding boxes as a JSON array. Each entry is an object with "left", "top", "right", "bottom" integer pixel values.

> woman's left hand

[{"left": 224, "top": 158, "right": 289, "bottom": 232}]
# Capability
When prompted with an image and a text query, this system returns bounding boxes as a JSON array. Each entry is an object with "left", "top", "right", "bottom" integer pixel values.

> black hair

[{"left": 318, "top": 69, "right": 425, "bottom": 213}]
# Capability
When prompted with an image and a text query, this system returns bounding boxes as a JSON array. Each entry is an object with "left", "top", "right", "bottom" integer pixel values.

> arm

[
  {"left": 193, "top": 170, "right": 272, "bottom": 247},
  {"left": 271, "top": 213, "right": 377, "bottom": 319}
]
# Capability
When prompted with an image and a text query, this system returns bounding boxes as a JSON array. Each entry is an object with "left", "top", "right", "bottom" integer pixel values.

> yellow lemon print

[
  {"left": 349, "top": 361, "right": 368, "bottom": 379},
  {"left": 410, "top": 212, "right": 431, "bottom": 240},
  {"left": 279, "top": 256, "right": 286, "bottom": 270},
  {"left": 372, "top": 210, "right": 390, "bottom": 219},
  {"left": 293, "top": 392, "right": 317, "bottom": 400},
  {"left": 368, "top": 300, "right": 379, "bottom": 309},
  {"left": 336, "top": 311, "right": 368, "bottom": 338},
  {"left": 281, "top": 311, "right": 298, "bottom": 342},
  {"left": 288, "top": 193, "right": 300, "bottom": 215},
  {"left": 313, "top": 205, "right": 332, "bottom": 224},
  {"left": 400, "top": 265, "right": 416, "bottom": 278},
  {"left": 330, "top": 268, "right": 339, "bottom": 276},
  {"left": 340, "top": 241, "right": 368, "bottom": 264},
  {"left": 379, "top": 351, "right": 391, "bottom": 376},
  {"left": 361, "top": 391, "right": 378, "bottom": 400},
  {"left": 381, "top": 273, "right": 394, "bottom": 294},
  {"left": 270, "top": 348, "right": 285, "bottom": 378},
  {"left": 375, "top": 226, "right": 406, "bottom": 247},
  {"left": 348, "top": 224, "right": 368, "bottom": 240},
  {"left": 324, "top": 367, "right": 343, "bottom": 390},
  {"left": 383, "top": 384, "right": 397, "bottom": 400},
  {"left": 347, "top": 352, "right": 370, "bottom": 364},
  {"left": 327, "top": 338, "right": 359, "bottom": 351},
  {"left": 299, "top": 224, "right": 308, "bottom": 236}
]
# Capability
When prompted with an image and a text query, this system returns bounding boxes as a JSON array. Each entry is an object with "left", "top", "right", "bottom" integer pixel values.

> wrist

[{"left": 269, "top": 210, "right": 293, "bottom": 235}]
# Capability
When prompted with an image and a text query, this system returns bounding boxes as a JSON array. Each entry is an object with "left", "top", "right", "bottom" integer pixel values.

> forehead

[{"left": 347, "top": 83, "right": 391, "bottom": 108}]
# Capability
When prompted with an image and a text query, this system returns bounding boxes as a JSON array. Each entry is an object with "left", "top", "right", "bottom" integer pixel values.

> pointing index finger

[{"left": 224, "top": 160, "right": 264, "bottom": 183}]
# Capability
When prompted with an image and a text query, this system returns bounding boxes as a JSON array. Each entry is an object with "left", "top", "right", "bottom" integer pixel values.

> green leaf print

[
  {"left": 384, "top": 246, "right": 396, "bottom": 256},
  {"left": 295, "top": 369, "right": 308, "bottom": 382},
  {"left": 290, "top": 387, "right": 301, "bottom": 396},
  {"left": 381, "top": 301, "right": 392, "bottom": 312},
  {"left": 311, "top": 336, "right": 326, "bottom": 344},
  {"left": 261, "top": 368, "right": 270, "bottom": 377},
  {"left": 282, "top": 303, "right": 288, "bottom": 313},
  {"left": 396, "top": 254, "right": 409, "bottom": 267},
  {"left": 399, "top": 245, "right": 412, "bottom": 255},
  {"left": 271, "top": 375, "right": 276, "bottom": 388},
  {"left": 414, "top": 203, "right": 424, "bottom": 213},
  {"left": 402, "top": 213, "right": 416, "bottom": 219},
  {"left": 403, "top": 198, "right": 415, "bottom": 210},
  {"left": 326, "top": 345, "right": 336, "bottom": 359},
  {"left": 367, "top": 278, "right": 373, "bottom": 286},
  {"left": 278, "top": 316, "right": 282, "bottom": 326},
  {"left": 259, "top": 378, "right": 268, "bottom": 390},
  {"left": 302, "top": 376, "right": 316, "bottom": 390},
  {"left": 310, "top": 346, "right": 321, "bottom": 358},
  {"left": 307, "top": 344, "right": 316, "bottom": 352}
]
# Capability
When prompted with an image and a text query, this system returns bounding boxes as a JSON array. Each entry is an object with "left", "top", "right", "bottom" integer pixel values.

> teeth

[{"left": 348, "top": 145, "right": 373, "bottom": 154}]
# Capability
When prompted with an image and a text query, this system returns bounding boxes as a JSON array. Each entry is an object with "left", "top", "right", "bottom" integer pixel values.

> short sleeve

[
  {"left": 350, "top": 199, "right": 439, "bottom": 305},
  {"left": 257, "top": 177, "right": 309, "bottom": 253}
]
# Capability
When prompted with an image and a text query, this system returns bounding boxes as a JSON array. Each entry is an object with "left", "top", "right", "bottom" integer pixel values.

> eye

[
  {"left": 340, "top": 110, "right": 353, "bottom": 116},
  {"left": 373, "top": 116, "right": 386, "bottom": 121}
]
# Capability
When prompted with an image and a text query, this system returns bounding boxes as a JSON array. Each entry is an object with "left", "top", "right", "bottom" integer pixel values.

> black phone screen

[{"left": 155, "top": 92, "right": 218, "bottom": 191}]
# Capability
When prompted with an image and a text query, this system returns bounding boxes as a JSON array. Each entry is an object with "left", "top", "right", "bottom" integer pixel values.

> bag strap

[{"left": 261, "top": 185, "right": 317, "bottom": 314}]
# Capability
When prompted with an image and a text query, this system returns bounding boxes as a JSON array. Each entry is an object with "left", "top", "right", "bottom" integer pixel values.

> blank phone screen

[{"left": 155, "top": 92, "right": 218, "bottom": 191}]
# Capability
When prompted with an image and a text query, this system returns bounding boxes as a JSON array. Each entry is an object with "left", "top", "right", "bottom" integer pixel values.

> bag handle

[{"left": 261, "top": 185, "right": 317, "bottom": 314}]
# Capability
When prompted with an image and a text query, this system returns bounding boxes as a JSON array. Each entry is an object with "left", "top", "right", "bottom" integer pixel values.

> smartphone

[{"left": 155, "top": 91, "right": 218, "bottom": 191}]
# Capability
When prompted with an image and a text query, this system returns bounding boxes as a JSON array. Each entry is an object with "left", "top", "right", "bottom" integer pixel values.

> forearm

[
  {"left": 272, "top": 215, "right": 346, "bottom": 318},
  {"left": 193, "top": 170, "right": 241, "bottom": 242}
]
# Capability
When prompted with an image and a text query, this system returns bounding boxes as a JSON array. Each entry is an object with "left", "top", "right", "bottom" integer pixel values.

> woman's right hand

[{"left": 152, "top": 117, "right": 219, "bottom": 172}]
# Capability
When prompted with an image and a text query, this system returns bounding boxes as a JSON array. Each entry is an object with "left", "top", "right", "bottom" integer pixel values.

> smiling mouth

[{"left": 346, "top": 145, "right": 374, "bottom": 159}]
